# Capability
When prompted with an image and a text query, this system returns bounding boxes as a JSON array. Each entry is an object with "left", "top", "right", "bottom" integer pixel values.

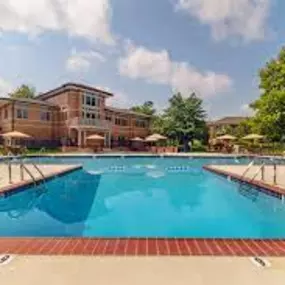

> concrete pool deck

[
  {"left": 1, "top": 255, "right": 285, "bottom": 285},
  {"left": 0, "top": 164, "right": 82, "bottom": 194},
  {"left": 204, "top": 165, "right": 285, "bottom": 196},
  {"left": 205, "top": 165, "right": 285, "bottom": 188},
  {"left": 42, "top": 152, "right": 255, "bottom": 157}
]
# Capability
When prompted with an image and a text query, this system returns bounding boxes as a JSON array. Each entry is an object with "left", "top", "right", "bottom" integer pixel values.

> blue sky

[{"left": 0, "top": 0, "right": 284, "bottom": 119}]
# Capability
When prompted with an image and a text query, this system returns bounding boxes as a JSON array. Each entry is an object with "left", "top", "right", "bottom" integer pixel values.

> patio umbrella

[
  {"left": 86, "top": 134, "right": 105, "bottom": 140},
  {"left": 145, "top": 133, "right": 167, "bottom": 141},
  {"left": 1, "top": 131, "right": 32, "bottom": 150},
  {"left": 242, "top": 134, "right": 264, "bottom": 140},
  {"left": 216, "top": 134, "right": 236, "bottom": 141},
  {"left": 131, "top": 137, "right": 144, "bottom": 142},
  {"left": 1, "top": 131, "right": 32, "bottom": 139}
]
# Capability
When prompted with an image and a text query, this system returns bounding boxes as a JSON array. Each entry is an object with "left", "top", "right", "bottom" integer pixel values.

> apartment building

[
  {"left": 0, "top": 83, "right": 150, "bottom": 148},
  {"left": 207, "top": 116, "right": 247, "bottom": 139}
]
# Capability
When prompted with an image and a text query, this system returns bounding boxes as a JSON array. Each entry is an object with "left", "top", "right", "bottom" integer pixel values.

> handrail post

[
  {"left": 8, "top": 161, "right": 12, "bottom": 184},
  {"left": 273, "top": 163, "right": 277, "bottom": 185},
  {"left": 20, "top": 161, "right": 24, "bottom": 181},
  {"left": 261, "top": 164, "right": 265, "bottom": 181}
]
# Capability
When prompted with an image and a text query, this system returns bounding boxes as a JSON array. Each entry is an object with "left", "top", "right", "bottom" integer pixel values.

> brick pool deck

[{"left": 1, "top": 238, "right": 285, "bottom": 256}]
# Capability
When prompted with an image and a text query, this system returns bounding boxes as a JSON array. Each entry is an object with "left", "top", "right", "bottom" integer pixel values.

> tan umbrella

[
  {"left": 1, "top": 131, "right": 32, "bottom": 139},
  {"left": 216, "top": 134, "right": 236, "bottom": 140},
  {"left": 131, "top": 137, "right": 144, "bottom": 142},
  {"left": 86, "top": 134, "right": 105, "bottom": 140},
  {"left": 145, "top": 137, "right": 158, "bottom": 142},
  {"left": 242, "top": 134, "right": 264, "bottom": 140},
  {"left": 145, "top": 133, "right": 167, "bottom": 141}
]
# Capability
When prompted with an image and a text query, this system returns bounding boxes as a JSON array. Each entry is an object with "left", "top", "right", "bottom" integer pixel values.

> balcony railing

[{"left": 69, "top": 117, "right": 111, "bottom": 129}]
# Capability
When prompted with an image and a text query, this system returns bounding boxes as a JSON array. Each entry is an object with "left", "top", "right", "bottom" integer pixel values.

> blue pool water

[{"left": 1, "top": 156, "right": 285, "bottom": 238}]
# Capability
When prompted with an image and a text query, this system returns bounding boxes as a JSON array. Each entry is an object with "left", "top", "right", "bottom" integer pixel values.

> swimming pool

[{"left": 1, "top": 156, "right": 285, "bottom": 238}]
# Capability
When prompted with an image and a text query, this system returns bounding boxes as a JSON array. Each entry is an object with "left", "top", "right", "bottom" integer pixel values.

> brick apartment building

[
  {"left": 207, "top": 116, "right": 247, "bottom": 139},
  {"left": 0, "top": 83, "right": 150, "bottom": 148}
]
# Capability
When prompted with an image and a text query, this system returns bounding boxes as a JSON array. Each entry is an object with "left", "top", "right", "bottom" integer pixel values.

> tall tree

[
  {"left": 9, "top": 84, "right": 36, "bottom": 99},
  {"left": 131, "top": 101, "right": 156, "bottom": 116},
  {"left": 250, "top": 47, "right": 285, "bottom": 141},
  {"left": 163, "top": 93, "right": 207, "bottom": 151}
]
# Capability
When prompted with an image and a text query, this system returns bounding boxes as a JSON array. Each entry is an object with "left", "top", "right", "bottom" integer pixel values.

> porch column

[
  {"left": 78, "top": 129, "right": 82, "bottom": 147},
  {"left": 83, "top": 131, "right": 86, "bottom": 147},
  {"left": 108, "top": 131, "right": 111, "bottom": 148}
]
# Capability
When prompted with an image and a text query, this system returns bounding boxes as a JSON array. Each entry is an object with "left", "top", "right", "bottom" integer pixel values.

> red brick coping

[
  {"left": 203, "top": 165, "right": 285, "bottom": 198},
  {"left": 1, "top": 238, "right": 285, "bottom": 256},
  {"left": 0, "top": 165, "right": 82, "bottom": 197}
]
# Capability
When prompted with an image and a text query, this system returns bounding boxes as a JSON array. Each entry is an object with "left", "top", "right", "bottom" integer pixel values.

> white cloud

[
  {"left": 241, "top": 103, "right": 253, "bottom": 115},
  {"left": 66, "top": 48, "right": 106, "bottom": 72},
  {"left": 119, "top": 46, "right": 171, "bottom": 84},
  {"left": 0, "top": 78, "right": 12, "bottom": 97},
  {"left": 175, "top": 0, "right": 270, "bottom": 41},
  {"left": 171, "top": 62, "right": 232, "bottom": 96},
  {"left": 107, "top": 91, "right": 132, "bottom": 108},
  {"left": 118, "top": 44, "right": 232, "bottom": 97},
  {"left": 0, "top": 0, "right": 114, "bottom": 44}
]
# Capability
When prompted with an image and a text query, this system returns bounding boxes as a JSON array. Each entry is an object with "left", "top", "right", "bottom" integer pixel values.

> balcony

[{"left": 68, "top": 117, "right": 111, "bottom": 129}]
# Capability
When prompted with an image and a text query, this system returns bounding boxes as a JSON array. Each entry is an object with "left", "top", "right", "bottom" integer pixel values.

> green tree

[
  {"left": 235, "top": 120, "right": 252, "bottom": 138},
  {"left": 150, "top": 115, "right": 166, "bottom": 134},
  {"left": 163, "top": 92, "right": 207, "bottom": 151},
  {"left": 131, "top": 101, "right": 156, "bottom": 116},
  {"left": 9, "top": 84, "right": 36, "bottom": 99},
  {"left": 259, "top": 47, "right": 285, "bottom": 93},
  {"left": 251, "top": 90, "right": 285, "bottom": 141},
  {"left": 250, "top": 47, "right": 285, "bottom": 141}
]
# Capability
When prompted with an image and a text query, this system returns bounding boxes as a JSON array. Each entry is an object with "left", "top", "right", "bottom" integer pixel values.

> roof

[
  {"left": 36, "top": 82, "right": 113, "bottom": 100},
  {"left": 0, "top": 97, "right": 58, "bottom": 107},
  {"left": 105, "top": 106, "right": 151, "bottom": 118},
  {"left": 208, "top": 116, "right": 248, "bottom": 126}
]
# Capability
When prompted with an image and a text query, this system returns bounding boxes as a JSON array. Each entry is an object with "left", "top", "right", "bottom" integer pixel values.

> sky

[{"left": 0, "top": 0, "right": 284, "bottom": 119}]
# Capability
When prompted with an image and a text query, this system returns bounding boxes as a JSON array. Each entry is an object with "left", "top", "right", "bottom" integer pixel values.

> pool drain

[
  {"left": 0, "top": 254, "right": 14, "bottom": 266},
  {"left": 250, "top": 257, "right": 271, "bottom": 268}
]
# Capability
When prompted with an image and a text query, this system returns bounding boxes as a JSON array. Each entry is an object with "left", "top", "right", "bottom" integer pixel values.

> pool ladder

[
  {"left": 20, "top": 160, "right": 47, "bottom": 187},
  {"left": 6, "top": 157, "right": 46, "bottom": 188},
  {"left": 239, "top": 161, "right": 266, "bottom": 188}
]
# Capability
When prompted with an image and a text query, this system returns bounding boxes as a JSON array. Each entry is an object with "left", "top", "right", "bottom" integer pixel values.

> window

[
  {"left": 135, "top": 119, "right": 147, "bottom": 128},
  {"left": 17, "top": 109, "right": 28, "bottom": 119},
  {"left": 86, "top": 96, "right": 91, "bottom": 105},
  {"left": 106, "top": 115, "right": 112, "bottom": 121},
  {"left": 4, "top": 109, "right": 8, "bottom": 119},
  {"left": 83, "top": 92, "right": 100, "bottom": 107},
  {"left": 40, "top": 110, "right": 51, "bottom": 121},
  {"left": 115, "top": 118, "right": 127, "bottom": 126}
]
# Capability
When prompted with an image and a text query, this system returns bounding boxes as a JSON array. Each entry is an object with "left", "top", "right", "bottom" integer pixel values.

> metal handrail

[
  {"left": 2, "top": 154, "right": 13, "bottom": 184},
  {"left": 21, "top": 163, "right": 37, "bottom": 186},
  {"left": 249, "top": 163, "right": 265, "bottom": 182},
  {"left": 240, "top": 160, "right": 255, "bottom": 180},
  {"left": 32, "top": 163, "right": 46, "bottom": 183},
  {"left": 20, "top": 159, "right": 47, "bottom": 188},
  {"left": 39, "top": 147, "right": 46, "bottom": 154}
]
